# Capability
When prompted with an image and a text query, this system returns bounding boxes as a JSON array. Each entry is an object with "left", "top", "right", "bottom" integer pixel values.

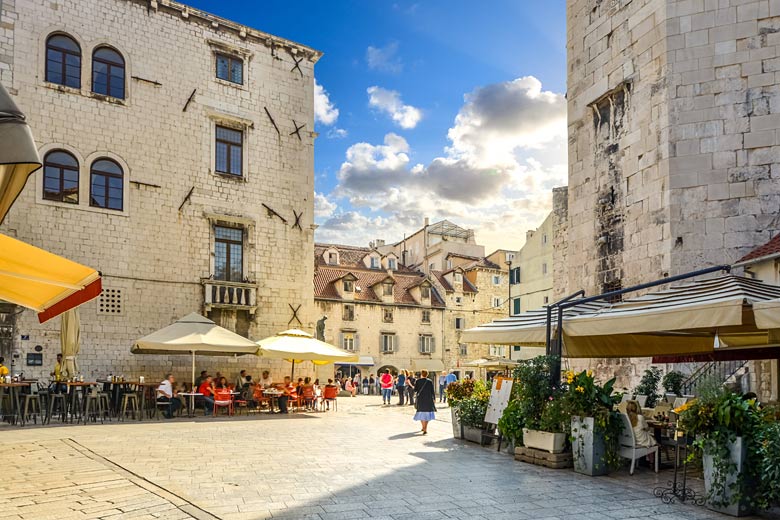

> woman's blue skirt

[{"left": 414, "top": 411, "right": 436, "bottom": 421}]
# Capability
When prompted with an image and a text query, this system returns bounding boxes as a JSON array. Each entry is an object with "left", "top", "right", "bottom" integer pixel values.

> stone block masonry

[{"left": 0, "top": 0, "right": 320, "bottom": 382}]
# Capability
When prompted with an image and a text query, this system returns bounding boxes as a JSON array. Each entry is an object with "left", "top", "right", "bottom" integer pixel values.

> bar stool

[
  {"left": 21, "top": 386, "right": 43, "bottom": 425},
  {"left": 47, "top": 392, "right": 68, "bottom": 424},
  {"left": 119, "top": 392, "right": 139, "bottom": 421},
  {"left": 98, "top": 391, "right": 112, "bottom": 421},
  {"left": 82, "top": 388, "right": 104, "bottom": 424}
]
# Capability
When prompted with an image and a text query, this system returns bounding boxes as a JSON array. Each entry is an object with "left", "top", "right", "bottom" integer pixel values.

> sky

[{"left": 186, "top": 1, "right": 568, "bottom": 254}]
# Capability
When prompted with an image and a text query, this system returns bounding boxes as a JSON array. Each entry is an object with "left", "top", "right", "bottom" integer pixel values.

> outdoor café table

[
  {"left": 262, "top": 388, "right": 282, "bottom": 413},
  {"left": 63, "top": 381, "right": 97, "bottom": 424},
  {"left": 130, "top": 382, "right": 161, "bottom": 421},
  {"left": 179, "top": 392, "right": 202, "bottom": 418},
  {"left": 0, "top": 381, "right": 32, "bottom": 426}
]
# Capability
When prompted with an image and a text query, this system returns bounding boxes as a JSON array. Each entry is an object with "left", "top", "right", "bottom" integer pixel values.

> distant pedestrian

[
  {"left": 380, "top": 370, "right": 393, "bottom": 405},
  {"left": 414, "top": 370, "right": 436, "bottom": 434},
  {"left": 362, "top": 375, "right": 369, "bottom": 395},
  {"left": 406, "top": 371, "right": 416, "bottom": 406},
  {"left": 396, "top": 370, "right": 406, "bottom": 405},
  {"left": 369, "top": 374, "right": 376, "bottom": 395},
  {"left": 438, "top": 373, "right": 447, "bottom": 402}
]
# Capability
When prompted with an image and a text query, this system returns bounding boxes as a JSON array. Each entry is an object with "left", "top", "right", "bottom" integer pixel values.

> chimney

[
  {"left": 424, "top": 217, "right": 429, "bottom": 227},
  {"left": 526, "top": 230, "right": 534, "bottom": 241},
  {"left": 376, "top": 239, "right": 385, "bottom": 247}
]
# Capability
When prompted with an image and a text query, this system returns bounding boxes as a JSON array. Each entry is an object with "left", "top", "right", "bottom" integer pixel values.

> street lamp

[{"left": 0, "top": 82, "right": 41, "bottom": 224}]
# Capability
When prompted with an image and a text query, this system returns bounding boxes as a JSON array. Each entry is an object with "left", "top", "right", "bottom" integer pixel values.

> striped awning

[
  {"left": 562, "top": 276, "right": 780, "bottom": 358},
  {"left": 460, "top": 301, "right": 606, "bottom": 346}
]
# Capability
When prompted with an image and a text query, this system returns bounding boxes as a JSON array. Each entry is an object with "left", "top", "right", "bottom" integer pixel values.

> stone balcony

[{"left": 201, "top": 279, "right": 257, "bottom": 315}]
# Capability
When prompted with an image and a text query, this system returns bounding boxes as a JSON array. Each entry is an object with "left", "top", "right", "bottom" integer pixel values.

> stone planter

[
  {"left": 451, "top": 407, "right": 462, "bottom": 439},
  {"left": 571, "top": 416, "right": 608, "bottom": 476},
  {"left": 703, "top": 436, "right": 754, "bottom": 517},
  {"left": 463, "top": 425, "right": 483, "bottom": 443},
  {"left": 500, "top": 438, "right": 516, "bottom": 455},
  {"left": 523, "top": 428, "right": 566, "bottom": 454}
]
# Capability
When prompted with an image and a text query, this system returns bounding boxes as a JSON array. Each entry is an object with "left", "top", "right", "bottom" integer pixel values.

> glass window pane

[
  {"left": 66, "top": 54, "right": 80, "bottom": 67},
  {"left": 215, "top": 142, "right": 228, "bottom": 172},
  {"left": 230, "top": 60, "right": 243, "bottom": 84},
  {"left": 110, "top": 83, "right": 125, "bottom": 99},
  {"left": 108, "top": 197, "right": 122, "bottom": 210},
  {"left": 215, "top": 226, "right": 242, "bottom": 241},
  {"left": 229, "top": 146, "right": 242, "bottom": 175},
  {"left": 214, "top": 242, "right": 227, "bottom": 280},
  {"left": 108, "top": 176, "right": 122, "bottom": 189},
  {"left": 216, "top": 126, "right": 241, "bottom": 143},
  {"left": 94, "top": 160, "right": 121, "bottom": 175},
  {"left": 49, "top": 35, "right": 80, "bottom": 53},
  {"left": 47, "top": 49, "right": 63, "bottom": 64},
  {"left": 216, "top": 55, "right": 228, "bottom": 80},
  {"left": 48, "top": 151, "right": 77, "bottom": 167},
  {"left": 108, "top": 187, "right": 122, "bottom": 199},
  {"left": 94, "top": 47, "right": 122, "bottom": 64}
]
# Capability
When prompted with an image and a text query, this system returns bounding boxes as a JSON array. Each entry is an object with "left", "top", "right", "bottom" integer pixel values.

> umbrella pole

[
  {"left": 191, "top": 351, "right": 195, "bottom": 391},
  {"left": 290, "top": 360, "right": 295, "bottom": 380}
]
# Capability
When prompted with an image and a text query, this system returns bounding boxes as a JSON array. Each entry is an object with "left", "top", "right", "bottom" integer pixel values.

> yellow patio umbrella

[
  {"left": 60, "top": 309, "right": 80, "bottom": 378},
  {"left": 256, "top": 329, "right": 359, "bottom": 379},
  {"left": 0, "top": 233, "right": 102, "bottom": 323},
  {"left": 0, "top": 83, "right": 41, "bottom": 224}
]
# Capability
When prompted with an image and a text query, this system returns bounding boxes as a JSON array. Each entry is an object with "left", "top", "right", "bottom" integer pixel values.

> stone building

[
  {"left": 511, "top": 213, "right": 554, "bottom": 316},
  {"left": 561, "top": 0, "right": 780, "bottom": 388},
  {"left": 313, "top": 244, "right": 447, "bottom": 380},
  {"left": 0, "top": 0, "right": 320, "bottom": 381}
]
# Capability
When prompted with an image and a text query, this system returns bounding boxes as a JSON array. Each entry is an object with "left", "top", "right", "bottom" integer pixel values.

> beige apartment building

[
  {"left": 511, "top": 212, "right": 554, "bottom": 315},
  {"left": 0, "top": 0, "right": 319, "bottom": 380},
  {"left": 560, "top": 0, "right": 780, "bottom": 389},
  {"left": 313, "top": 244, "right": 447, "bottom": 379}
]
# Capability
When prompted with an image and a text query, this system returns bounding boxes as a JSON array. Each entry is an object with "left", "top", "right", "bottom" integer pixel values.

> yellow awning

[
  {"left": 0, "top": 233, "right": 102, "bottom": 323},
  {"left": 754, "top": 298, "right": 780, "bottom": 329}
]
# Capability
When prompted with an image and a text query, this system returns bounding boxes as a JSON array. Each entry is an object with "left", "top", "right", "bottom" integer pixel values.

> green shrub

[
  {"left": 662, "top": 370, "right": 685, "bottom": 396},
  {"left": 634, "top": 367, "right": 662, "bottom": 408}
]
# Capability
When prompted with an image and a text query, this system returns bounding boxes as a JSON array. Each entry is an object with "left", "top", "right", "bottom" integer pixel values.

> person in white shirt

[
  {"left": 157, "top": 373, "right": 182, "bottom": 419},
  {"left": 259, "top": 370, "right": 273, "bottom": 387}
]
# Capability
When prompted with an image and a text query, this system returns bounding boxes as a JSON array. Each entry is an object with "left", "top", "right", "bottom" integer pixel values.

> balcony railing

[{"left": 202, "top": 279, "right": 257, "bottom": 315}]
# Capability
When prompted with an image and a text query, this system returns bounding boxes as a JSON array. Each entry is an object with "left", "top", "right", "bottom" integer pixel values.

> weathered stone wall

[
  {"left": 1, "top": 0, "right": 318, "bottom": 382},
  {"left": 0, "top": 0, "right": 14, "bottom": 85}
]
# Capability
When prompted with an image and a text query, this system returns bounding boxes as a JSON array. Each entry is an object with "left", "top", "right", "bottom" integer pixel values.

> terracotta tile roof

[
  {"left": 314, "top": 265, "right": 444, "bottom": 308},
  {"left": 431, "top": 271, "right": 453, "bottom": 292},
  {"left": 738, "top": 234, "right": 780, "bottom": 263},
  {"left": 314, "top": 243, "right": 417, "bottom": 273},
  {"left": 462, "top": 277, "right": 478, "bottom": 294}
]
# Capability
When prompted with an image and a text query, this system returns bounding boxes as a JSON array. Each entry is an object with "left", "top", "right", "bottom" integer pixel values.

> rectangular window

[
  {"left": 343, "top": 304, "right": 355, "bottom": 321},
  {"left": 215, "top": 125, "right": 243, "bottom": 176},
  {"left": 492, "top": 275, "right": 502, "bottom": 285},
  {"left": 454, "top": 273, "right": 463, "bottom": 283},
  {"left": 381, "top": 333, "right": 395, "bottom": 353},
  {"left": 543, "top": 296, "right": 549, "bottom": 304},
  {"left": 343, "top": 280, "right": 354, "bottom": 292},
  {"left": 429, "top": 263, "right": 435, "bottom": 272},
  {"left": 542, "top": 233, "right": 548, "bottom": 245},
  {"left": 455, "top": 317, "right": 464, "bottom": 330},
  {"left": 388, "top": 258, "right": 397, "bottom": 270},
  {"left": 214, "top": 225, "right": 243, "bottom": 282},
  {"left": 459, "top": 343, "right": 468, "bottom": 356},
  {"left": 512, "top": 298, "right": 521, "bottom": 315},
  {"left": 383, "top": 283, "right": 394, "bottom": 296},
  {"left": 216, "top": 53, "right": 243, "bottom": 84},
  {"left": 493, "top": 297, "right": 502, "bottom": 308},
  {"left": 328, "top": 252, "right": 338, "bottom": 265},
  {"left": 490, "top": 345, "right": 507, "bottom": 357},
  {"left": 383, "top": 308, "right": 394, "bottom": 323},
  {"left": 542, "top": 262, "right": 548, "bottom": 275},
  {"left": 455, "top": 296, "right": 463, "bottom": 306},
  {"left": 421, "top": 286, "right": 431, "bottom": 299},
  {"left": 422, "top": 310, "right": 431, "bottom": 323},
  {"left": 342, "top": 332, "right": 356, "bottom": 351},
  {"left": 419, "top": 335, "right": 434, "bottom": 354},
  {"left": 370, "top": 257, "right": 379, "bottom": 268},
  {"left": 510, "top": 267, "right": 521, "bottom": 285}
]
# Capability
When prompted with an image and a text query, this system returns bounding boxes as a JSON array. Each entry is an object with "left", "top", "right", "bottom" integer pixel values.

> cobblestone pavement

[{"left": 0, "top": 396, "right": 774, "bottom": 520}]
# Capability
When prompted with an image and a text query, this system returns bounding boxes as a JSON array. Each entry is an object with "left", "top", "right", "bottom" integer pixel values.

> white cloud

[
  {"left": 314, "top": 192, "right": 337, "bottom": 219},
  {"left": 317, "top": 76, "right": 568, "bottom": 253},
  {"left": 326, "top": 128, "right": 348, "bottom": 139},
  {"left": 367, "top": 86, "right": 422, "bottom": 129},
  {"left": 314, "top": 79, "right": 339, "bottom": 126},
  {"left": 366, "top": 42, "right": 403, "bottom": 74}
]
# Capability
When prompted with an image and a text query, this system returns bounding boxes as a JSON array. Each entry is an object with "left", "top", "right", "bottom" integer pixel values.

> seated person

[
  {"left": 215, "top": 376, "right": 229, "bottom": 390},
  {"left": 235, "top": 370, "right": 248, "bottom": 390},
  {"left": 259, "top": 370, "right": 272, "bottom": 387},
  {"left": 301, "top": 377, "right": 316, "bottom": 409},
  {"left": 157, "top": 373, "right": 182, "bottom": 419},
  {"left": 198, "top": 375, "right": 215, "bottom": 415},
  {"left": 277, "top": 376, "right": 294, "bottom": 414},
  {"left": 626, "top": 400, "right": 657, "bottom": 447},
  {"left": 295, "top": 377, "right": 304, "bottom": 396},
  {"left": 194, "top": 370, "right": 207, "bottom": 389}
]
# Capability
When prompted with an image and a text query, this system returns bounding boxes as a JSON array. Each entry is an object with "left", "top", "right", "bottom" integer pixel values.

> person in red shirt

[
  {"left": 380, "top": 369, "right": 394, "bottom": 405},
  {"left": 198, "top": 375, "right": 214, "bottom": 416}
]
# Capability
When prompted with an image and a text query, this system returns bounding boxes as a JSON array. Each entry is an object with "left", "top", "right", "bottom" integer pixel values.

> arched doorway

[{"left": 376, "top": 365, "right": 399, "bottom": 376}]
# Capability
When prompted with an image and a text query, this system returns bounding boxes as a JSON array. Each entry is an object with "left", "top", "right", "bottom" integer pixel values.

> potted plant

[
  {"left": 561, "top": 369, "right": 622, "bottom": 476},
  {"left": 445, "top": 379, "right": 475, "bottom": 438},
  {"left": 633, "top": 367, "right": 662, "bottom": 408},
  {"left": 677, "top": 384, "right": 762, "bottom": 516},
  {"left": 455, "top": 380, "right": 490, "bottom": 443},
  {"left": 662, "top": 370, "right": 685, "bottom": 397},
  {"left": 509, "top": 356, "right": 568, "bottom": 453},
  {"left": 497, "top": 399, "right": 523, "bottom": 452}
]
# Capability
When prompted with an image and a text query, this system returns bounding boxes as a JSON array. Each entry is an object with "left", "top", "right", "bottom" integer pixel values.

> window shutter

[
  {"left": 418, "top": 335, "right": 423, "bottom": 353},
  {"left": 355, "top": 333, "right": 360, "bottom": 351},
  {"left": 431, "top": 336, "right": 436, "bottom": 353},
  {"left": 339, "top": 332, "right": 344, "bottom": 349},
  {"left": 379, "top": 334, "right": 383, "bottom": 351},
  {"left": 394, "top": 335, "right": 398, "bottom": 353}
]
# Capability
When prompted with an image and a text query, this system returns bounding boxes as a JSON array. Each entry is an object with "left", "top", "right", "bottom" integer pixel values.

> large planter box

[
  {"left": 515, "top": 446, "right": 573, "bottom": 469},
  {"left": 571, "top": 416, "right": 608, "bottom": 476},
  {"left": 463, "top": 425, "right": 483, "bottom": 443},
  {"left": 703, "top": 437, "right": 754, "bottom": 517},
  {"left": 523, "top": 428, "right": 566, "bottom": 454},
  {"left": 451, "top": 407, "right": 462, "bottom": 439}
]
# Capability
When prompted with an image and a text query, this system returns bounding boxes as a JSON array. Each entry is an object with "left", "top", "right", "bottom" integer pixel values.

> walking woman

[{"left": 413, "top": 370, "right": 436, "bottom": 434}]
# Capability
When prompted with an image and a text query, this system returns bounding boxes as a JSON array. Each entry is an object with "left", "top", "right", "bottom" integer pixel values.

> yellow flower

[
  {"left": 565, "top": 370, "right": 574, "bottom": 384},
  {"left": 587, "top": 370, "right": 593, "bottom": 377},
  {"left": 576, "top": 386, "right": 585, "bottom": 393}
]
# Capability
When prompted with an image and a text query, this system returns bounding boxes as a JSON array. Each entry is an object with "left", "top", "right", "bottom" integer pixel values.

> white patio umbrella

[
  {"left": 0, "top": 83, "right": 41, "bottom": 224},
  {"left": 256, "top": 329, "right": 359, "bottom": 379},
  {"left": 60, "top": 308, "right": 80, "bottom": 378},
  {"left": 131, "top": 312, "right": 259, "bottom": 388}
]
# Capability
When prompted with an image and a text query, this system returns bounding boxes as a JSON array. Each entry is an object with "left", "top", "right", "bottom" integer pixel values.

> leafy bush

[
  {"left": 497, "top": 399, "right": 524, "bottom": 443},
  {"left": 445, "top": 379, "right": 475, "bottom": 406},
  {"left": 634, "top": 367, "right": 662, "bottom": 408},
  {"left": 662, "top": 370, "right": 685, "bottom": 396},
  {"left": 538, "top": 391, "right": 568, "bottom": 433},
  {"left": 755, "top": 421, "right": 780, "bottom": 510},
  {"left": 458, "top": 396, "right": 489, "bottom": 428},
  {"left": 511, "top": 355, "right": 556, "bottom": 431}
]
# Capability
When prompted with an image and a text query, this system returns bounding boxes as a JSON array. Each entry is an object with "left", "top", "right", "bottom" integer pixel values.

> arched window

[
  {"left": 90, "top": 159, "right": 123, "bottom": 210},
  {"left": 45, "top": 34, "right": 81, "bottom": 88},
  {"left": 92, "top": 47, "right": 125, "bottom": 99},
  {"left": 43, "top": 150, "right": 79, "bottom": 204}
]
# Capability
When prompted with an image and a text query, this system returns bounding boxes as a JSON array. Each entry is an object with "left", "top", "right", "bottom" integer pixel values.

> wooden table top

[{"left": 0, "top": 382, "right": 32, "bottom": 388}]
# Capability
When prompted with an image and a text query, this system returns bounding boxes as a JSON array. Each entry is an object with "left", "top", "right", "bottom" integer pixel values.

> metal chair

[
  {"left": 46, "top": 392, "right": 68, "bottom": 424},
  {"left": 119, "top": 392, "right": 139, "bottom": 421},
  {"left": 21, "top": 385, "right": 43, "bottom": 425},
  {"left": 82, "top": 387, "right": 104, "bottom": 424}
]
